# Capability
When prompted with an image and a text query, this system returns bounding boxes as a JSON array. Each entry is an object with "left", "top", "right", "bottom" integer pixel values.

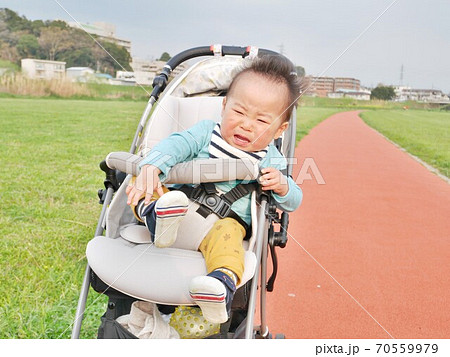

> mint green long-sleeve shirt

[{"left": 140, "top": 120, "right": 302, "bottom": 225}]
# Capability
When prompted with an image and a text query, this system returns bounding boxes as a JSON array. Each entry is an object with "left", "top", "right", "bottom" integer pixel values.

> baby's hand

[
  {"left": 260, "top": 167, "right": 289, "bottom": 196},
  {"left": 126, "top": 164, "right": 164, "bottom": 206}
]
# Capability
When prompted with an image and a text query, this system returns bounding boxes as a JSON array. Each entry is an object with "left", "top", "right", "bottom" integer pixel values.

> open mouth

[{"left": 233, "top": 134, "right": 251, "bottom": 147}]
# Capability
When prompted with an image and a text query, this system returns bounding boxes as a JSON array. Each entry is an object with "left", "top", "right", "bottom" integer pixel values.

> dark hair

[{"left": 228, "top": 55, "right": 302, "bottom": 121}]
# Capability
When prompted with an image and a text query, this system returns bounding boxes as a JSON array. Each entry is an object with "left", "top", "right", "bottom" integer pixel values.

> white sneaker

[
  {"left": 154, "top": 191, "right": 189, "bottom": 248},
  {"left": 189, "top": 276, "right": 228, "bottom": 324}
]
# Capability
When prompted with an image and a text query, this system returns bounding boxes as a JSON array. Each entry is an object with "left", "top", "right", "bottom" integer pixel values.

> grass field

[
  {"left": 0, "top": 98, "right": 145, "bottom": 338},
  {"left": 0, "top": 97, "right": 447, "bottom": 338},
  {"left": 360, "top": 110, "right": 450, "bottom": 178}
]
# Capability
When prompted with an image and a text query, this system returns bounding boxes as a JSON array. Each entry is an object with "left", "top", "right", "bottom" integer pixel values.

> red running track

[{"left": 266, "top": 111, "right": 450, "bottom": 339}]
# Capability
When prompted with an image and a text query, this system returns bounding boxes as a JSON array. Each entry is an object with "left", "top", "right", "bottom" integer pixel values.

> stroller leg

[
  {"left": 244, "top": 198, "right": 268, "bottom": 339},
  {"left": 71, "top": 187, "right": 114, "bottom": 339},
  {"left": 71, "top": 264, "right": 91, "bottom": 339},
  {"left": 259, "top": 227, "right": 269, "bottom": 337}
]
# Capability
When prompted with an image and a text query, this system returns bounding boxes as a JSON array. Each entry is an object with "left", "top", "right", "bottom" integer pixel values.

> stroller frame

[{"left": 72, "top": 45, "right": 297, "bottom": 339}]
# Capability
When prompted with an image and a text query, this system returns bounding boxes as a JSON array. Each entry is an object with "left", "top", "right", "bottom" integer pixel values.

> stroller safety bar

[{"left": 105, "top": 151, "right": 260, "bottom": 184}]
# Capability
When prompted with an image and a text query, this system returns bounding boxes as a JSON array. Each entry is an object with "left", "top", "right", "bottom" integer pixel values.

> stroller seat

[{"left": 86, "top": 226, "right": 257, "bottom": 305}]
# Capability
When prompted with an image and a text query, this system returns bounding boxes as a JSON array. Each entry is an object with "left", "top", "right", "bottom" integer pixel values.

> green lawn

[
  {"left": 1, "top": 97, "right": 447, "bottom": 339},
  {"left": 0, "top": 98, "right": 145, "bottom": 338},
  {"left": 360, "top": 110, "right": 450, "bottom": 178}
]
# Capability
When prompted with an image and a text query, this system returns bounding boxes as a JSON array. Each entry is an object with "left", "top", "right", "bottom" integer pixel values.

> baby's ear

[
  {"left": 274, "top": 121, "right": 289, "bottom": 139},
  {"left": 220, "top": 97, "right": 227, "bottom": 117}
]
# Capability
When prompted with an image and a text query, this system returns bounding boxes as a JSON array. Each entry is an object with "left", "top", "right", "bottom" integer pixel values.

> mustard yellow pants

[{"left": 198, "top": 217, "right": 246, "bottom": 284}]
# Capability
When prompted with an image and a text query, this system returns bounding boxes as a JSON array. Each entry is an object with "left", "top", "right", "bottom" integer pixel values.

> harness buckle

[
  {"left": 186, "top": 186, "right": 228, "bottom": 218},
  {"left": 197, "top": 192, "right": 232, "bottom": 219},
  {"left": 215, "top": 198, "right": 232, "bottom": 218}
]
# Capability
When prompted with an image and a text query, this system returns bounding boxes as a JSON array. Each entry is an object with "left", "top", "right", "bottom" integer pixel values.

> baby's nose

[{"left": 240, "top": 119, "right": 252, "bottom": 131}]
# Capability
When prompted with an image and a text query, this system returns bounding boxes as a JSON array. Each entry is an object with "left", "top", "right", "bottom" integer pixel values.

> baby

[{"left": 126, "top": 55, "right": 302, "bottom": 323}]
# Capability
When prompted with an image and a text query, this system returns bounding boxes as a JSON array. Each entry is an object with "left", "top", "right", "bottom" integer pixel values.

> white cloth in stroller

[{"left": 116, "top": 301, "right": 179, "bottom": 339}]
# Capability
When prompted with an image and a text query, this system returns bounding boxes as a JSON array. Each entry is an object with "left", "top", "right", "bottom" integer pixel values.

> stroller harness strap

[{"left": 178, "top": 182, "right": 259, "bottom": 232}]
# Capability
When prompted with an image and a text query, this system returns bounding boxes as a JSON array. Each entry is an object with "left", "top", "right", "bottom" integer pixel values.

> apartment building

[
  {"left": 303, "top": 76, "right": 334, "bottom": 97},
  {"left": 334, "top": 77, "right": 361, "bottom": 91},
  {"left": 304, "top": 76, "right": 361, "bottom": 97},
  {"left": 394, "top": 86, "right": 450, "bottom": 103},
  {"left": 21, "top": 59, "right": 65, "bottom": 79},
  {"left": 128, "top": 58, "right": 186, "bottom": 86},
  {"left": 328, "top": 88, "right": 371, "bottom": 101}
]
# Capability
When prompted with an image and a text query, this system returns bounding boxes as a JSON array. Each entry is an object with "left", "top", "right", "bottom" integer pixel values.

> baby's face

[{"left": 220, "top": 72, "right": 289, "bottom": 152}]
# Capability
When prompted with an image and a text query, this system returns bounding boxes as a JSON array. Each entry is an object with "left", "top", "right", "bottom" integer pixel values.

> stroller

[{"left": 72, "top": 45, "right": 298, "bottom": 339}]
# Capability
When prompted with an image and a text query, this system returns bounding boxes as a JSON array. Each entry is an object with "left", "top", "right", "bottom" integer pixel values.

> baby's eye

[
  {"left": 233, "top": 109, "right": 244, "bottom": 115},
  {"left": 257, "top": 119, "right": 269, "bottom": 124}
]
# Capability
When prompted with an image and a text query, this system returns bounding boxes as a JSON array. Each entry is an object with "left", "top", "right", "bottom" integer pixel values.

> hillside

[{"left": 0, "top": 8, "right": 131, "bottom": 75}]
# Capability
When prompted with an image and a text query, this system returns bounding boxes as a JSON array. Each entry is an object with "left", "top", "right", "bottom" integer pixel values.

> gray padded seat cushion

[{"left": 86, "top": 235, "right": 257, "bottom": 305}]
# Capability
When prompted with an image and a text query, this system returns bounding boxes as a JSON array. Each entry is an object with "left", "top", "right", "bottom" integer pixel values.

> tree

[
  {"left": 0, "top": 40, "right": 19, "bottom": 62},
  {"left": 38, "top": 27, "right": 71, "bottom": 61},
  {"left": 0, "top": 10, "right": 16, "bottom": 46},
  {"left": 56, "top": 28, "right": 97, "bottom": 68},
  {"left": 371, "top": 86, "right": 396, "bottom": 101},
  {"left": 159, "top": 52, "right": 171, "bottom": 62},
  {"left": 62, "top": 47, "right": 95, "bottom": 69},
  {"left": 98, "top": 40, "right": 132, "bottom": 75},
  {"left": 295, "top": 65, "right": 305, "bottom": 77},
  {"left": 30, "top": 19, "right": 45, "bottom": 36},
  {"left": 17, "top": 34, "right": 39, "bottom": 58},
  {"left": 1, "top": 8, "right": 31, "bottom": 33}
]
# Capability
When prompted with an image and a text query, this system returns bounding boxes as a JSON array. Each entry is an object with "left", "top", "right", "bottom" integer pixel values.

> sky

[{"left": 1, "top": 0, "right": 449, "bottom": 93}]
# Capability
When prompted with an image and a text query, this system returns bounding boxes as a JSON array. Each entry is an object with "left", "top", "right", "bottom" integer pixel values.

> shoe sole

[
  {"left": 154, "top": 191, "right": 188, "bottom": 248},
  {"left": 189, "top": 276, "right": 228, "bottom": 324}
]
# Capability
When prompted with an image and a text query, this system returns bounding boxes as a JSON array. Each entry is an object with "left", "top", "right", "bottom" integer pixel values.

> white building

[
  {"left": 21, "top": 59, "right": 65, "bottom": 79},
  {"left": 66, "top": 67, "right": 95, "bottom": 82},
  {"left": 129, "top": 58, "right": 166, "bottom": 85},
  {"left": 328, "top": 88, "right": 371, "bottom": 101},
  {"left": 114, "top": 71, "right": 136, "bottom": 86},
  {"left": 131, "top": 58, "right": 165, "bottom": 73},
  {"left": 129, "top": 58, "right": 187, "bottom": 85},
  {"left": 394, "top": 86, "right": 450, "bottom": 103}
]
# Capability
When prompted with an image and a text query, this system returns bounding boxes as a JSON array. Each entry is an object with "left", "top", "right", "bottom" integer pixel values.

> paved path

[{"left": 266, "top": 111, "right": 450, "bottom": 338}]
